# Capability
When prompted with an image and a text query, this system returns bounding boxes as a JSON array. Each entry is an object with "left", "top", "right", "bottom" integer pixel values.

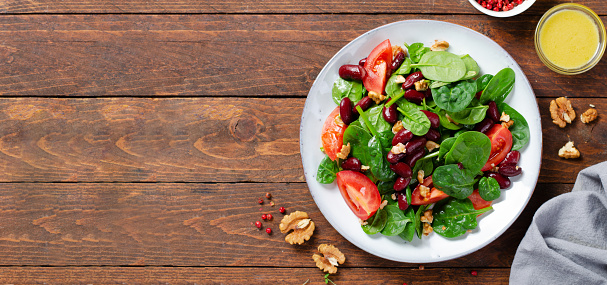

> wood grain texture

[
  {"left": 0, "top": 182, "right": 570, "bottom": 267},
  {"left": 0, "top": 98, "right": 604, "bottom": 183},
  {"left": 1, "top": 14, "right": 607, "bottom": 96},
  {"left": 1, "top": 0, "right": 606, "bottom": 15},
  {"left": 0, "top": 267, "right": 510, "bottom": 284}
]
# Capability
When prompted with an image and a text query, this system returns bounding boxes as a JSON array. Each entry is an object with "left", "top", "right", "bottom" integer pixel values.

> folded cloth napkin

[{"left": 510, "top": 162, "right": 607, "bottom": 284}]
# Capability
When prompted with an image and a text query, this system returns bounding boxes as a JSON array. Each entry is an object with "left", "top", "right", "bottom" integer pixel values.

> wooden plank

[
  {"left": 0, "top": 182, "right": 570, "bottom": 267},
  {"left": 0, "top": 14, "right": 606, "bottom": 96},
  {"left": 0, "top": 97, "right": 604, "bottom": 183},
  {"left": 1, "top": 0, "right": 606, "bottom": 15},
  {"left": 0, "top": 266, "right": 510, "bottom": 284}
]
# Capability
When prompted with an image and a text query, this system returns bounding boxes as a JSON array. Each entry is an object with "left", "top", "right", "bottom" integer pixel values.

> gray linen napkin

[{"left": 510, "top": 161, "right": 607, "bottom": 284}]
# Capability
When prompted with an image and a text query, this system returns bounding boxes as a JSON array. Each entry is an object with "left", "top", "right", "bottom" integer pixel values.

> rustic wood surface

[{"left": 0, "top": 0, "right": 606, "bottom": 283}]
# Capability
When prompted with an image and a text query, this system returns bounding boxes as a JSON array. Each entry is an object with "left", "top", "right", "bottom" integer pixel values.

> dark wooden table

[{"left": 0, "top": 0, "right": 606, "bottom": 283}]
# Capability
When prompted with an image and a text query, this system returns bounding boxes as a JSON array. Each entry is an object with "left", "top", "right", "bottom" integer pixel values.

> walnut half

[
  {"left": 580, "top": 108, "right": 598, "bottom": 124},
  {"left": 279, "top": 211, "right": 315, "bottom": 245},
  {"left": 312, "top": 244, "right": 345, "bottom": 274},
  {"left": 550, "top": 97, "right": 575, "bottom": 128}
]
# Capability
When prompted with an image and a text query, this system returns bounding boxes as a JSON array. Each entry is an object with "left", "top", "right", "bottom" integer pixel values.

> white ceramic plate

[{"left": 300, "top": 20, "right": 542, "bottom": 263}]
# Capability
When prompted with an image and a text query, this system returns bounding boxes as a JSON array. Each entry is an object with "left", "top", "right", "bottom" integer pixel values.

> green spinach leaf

[
  {"left": 396, "top": 100, "right": 431, "bottom": 136},
  {"left": 316, "top": 155, "right": 340, "bottom": 184},
  {"left": 361, "top": 208, "right": 388, "bottom": 235},
  {"left": 475, "top": 74, "right": 494, "bottom": 93},
  {"left": 445, "top": 131, "right": 491, "bottom": 173},
  {"left": 369, "top": 136, "right": 397, "bottom": 182},
  {"left": 436, "top": 109, "right": 463, "bottom": 130},
  {"left": 438, "top": 137, "right": 457, "bottom": 161},
  {"left": 446, "top": 102, "right": 488, "bottom": 125},
  {"left": 498, "top": 103, "right": 530, "bottom": 151},
  {"left": 386, "top": 74, "right": 405, "bottom": 97},
  {"left": 415, "top": 204, "right": 429, "bottom": 239},
  {"left": 460, "top": 54, "right": 480, "bottom": 80},
  {"left": 364, "top": 105, "right": 392, "bottom": 133},
  {"left": 398, "top": 207, "right": 417, "bottom": 242},
  {"left": 343, "top": 124, "right": 372, "bottom": 166},
  {"left": 433, "top": 198, "right": 493, "bottom": 238},
  {"left": 480, "top": 67, "right": 515, "bottom": 104},
  {"left": 377, "top": 180, "right": 395, "bottom": 195},
  {"left": 332, "top": 77, "right": 364, "bottom": 105},
  {"left": 381, "top": 205, "right": 412, "bottom": 236},
  {"left": 405, "top": 43, "right": 431, "bottom": 64},
  {"left": 433, "top": 164, "right": 477, "bottom": 199},
  {"left": 394, "top": 57, "right": 413, "bottom": 75},
  {"left": 478, "top": 176, "right": 501, "bottom": 201},
  {"left": 411, "top": 157, "right": 434, "bottom": 184},
  {"left": 432, "top": 80, "right": 476, "bottom": 113},
  {"left": 411, "top": 51, "right": 467, "bottom": 82}
]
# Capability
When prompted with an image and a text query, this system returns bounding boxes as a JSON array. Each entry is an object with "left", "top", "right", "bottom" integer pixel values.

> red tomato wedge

[
  {"left": 481, "top": 124, "right": 513, "bottom": 171},
  {"left": 468, "top": 189, "right": 492, "bottom": 211},
  {"left": 336, "top": 170, "right": 381, "bottom": 220},
  {"left": 411, "top": 176, "right": 449, "bottom": 205},
  {"left": 363, "top": 39, "right": 392, "bottom": 95},
  {"left": 321, "top": 107, "right": 347, "bottom": 161}
]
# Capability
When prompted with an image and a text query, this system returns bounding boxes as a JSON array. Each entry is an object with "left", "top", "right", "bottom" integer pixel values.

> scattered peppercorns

[
  {"left": 471, "top": 270, "right": 478, "bottom": 276},
  {"left": 265, "top": 192, "right": 272, "bottom": 199},
  {"left": 279, "top": 207, "right": 286, "bottom": 214},
  {"left": 258, "top": 198, "right": 263, "bottom": 204},
  {"left": 261, "top": 214, "right": 267, "bottom": 220},
  {"left": 255, "top": 221, "right": 262, "bottom": 229},
  {"left": 476, "top": 0, "right": 524, "bottom": 12},
  {"left": 267, "top": 214, "right": 273, "bottom": 221},
  {"left": 266, "top": 228, "right": 272, "bottom": 234}
]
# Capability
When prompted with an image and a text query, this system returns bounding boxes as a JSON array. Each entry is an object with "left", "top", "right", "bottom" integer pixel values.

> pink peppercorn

[{"left": 471, "top": 270, "right": 478, "bottom": 276}]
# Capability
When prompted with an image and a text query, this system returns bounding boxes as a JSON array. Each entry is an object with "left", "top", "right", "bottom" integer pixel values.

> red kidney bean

[
  {"left": 393, "top": 176, "right": 411, "bottom": 192},
  {"left": 403, "top": 89, "right": 425, "bottom": 104},
  {"left": 487, "top": 101, "right": 500, "bottom": 123},
  {"left": 403, "top": 71, "right": 424, "bottom": 89},
  {"left": 420, "top": 110, "right": 440, "bottom": 129},
  {"left": 474, "top": 118, "right": 494, "bottom": 134},
  {"left": 404, "top": 148, "right": 425, "bottom": 168},
  {"left": 341, "top": 157, "right": 361, "bottom": 172},
  {"left": 397, "top": 192, "right": 409, "bottom": 210},
  {"left": 359, "top": 57, "right": 367, "bottom": 67},
  {"left": 390, "top": 162, "right": 412, "bottom": 178},
  {"left": 339, "top": 64, "right": 366, "bottom": 81},
  {"left": 424, "top": 89, "right": 433, "bottom": 99},
  {"left": 387, "top": 151, "right": 406, "bottom": 164},
  {"left": 475, "top": 91, "right": 483, "bottom": 100},
  {"left": 353, "top": 96, "right": 373, "bottom": 114},
  {"left": 392, "top": 129, "right": 413, "bottom": 146},
  {"left": 424, "top": 129, "right": 441, "bottom": 142},
  {"left": 339, "top": 98, "right": 357, "bottom": 125},
  {"left": 500, "top": 150, "right": 521, "bottom": 166},
  {"left": 404, "top": 137, "right": 427, "bottom": 155},
  {"left": 391, "top": 51, "right": 406, "bottom": 72},
  {"left": 457, "top": 162, "right": 464, "bottom": 170},
  {"left": 383, "top": 105, "right": 398, "bottom": 124},
  {"left": 498, "top": 164, "right": 522, "bottom": 177},
  {"left": 486, "top": 172, "right": 511, "bottom": 189}
]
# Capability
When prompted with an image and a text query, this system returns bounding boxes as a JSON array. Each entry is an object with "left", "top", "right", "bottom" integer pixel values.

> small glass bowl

[{"left": 535, "top": 3, "right": 606, "bottom": 75}]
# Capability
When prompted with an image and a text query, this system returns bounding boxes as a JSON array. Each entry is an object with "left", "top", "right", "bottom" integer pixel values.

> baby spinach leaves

[
  {"left": 433, "top": 165, "right": 477, "bottom": 199},
  {"left": 478, "top": 176, "right": 501, "bottom": 201},
  {"left": 343, "top": 124, "right": 372, "bottom": 166},
  {"left": 386, "top": 74, "right": 405, "bottom": 97},
  {"left": 415, "top": 204, "right": 429, "bottom": 239},
  {"left": 444, "top": 131, "right": 491, "bottom": 173},
  {"left": 364, "top": 105, "right": 392, "bottom": 133},
  {"left": 498, "top": 103, "right": 530, "bottom": 151},
  {"left": 332, "top": 78, "right": 364, "bottom": 105},
  {"left": 381, "top": 205, "right": 413, "bottom": 236},
  {"left": 432, "top": 198, "right": 493, "bottom": 238},
  {"left": 396, "top": 100, "right": 431, "bottom": 136},
  {"left": 479, "top": 67, "right": 515, "bottom": 105},
  {"left": 460, "top": 54, "right": 480, "bottom": 80},
  {"left": 475, "top": 74, "right": 493, "bottom": 93},
  {"left": 398, "top": 207, "right": 417, "bottom": 242},
  {"left": 394, "top": 57, "right": 413, "bottom": 75},
  {"left": 432, "top": 80, "right": 476, "bottom": 113},
  {"left": 368, "top": 134, "right": 397, "bottom": 182},
  {"left": 411, "top": 157, "right": 434, "bottom": 184},
  {"left": 446, "top": 104, "right": 488, "bottom": 125},
  {"left": 316, "top": 155, "right": 340, "bottom": 184},
  {"left": 361, "top": 208, "right": 388, "bottom": 234},
  {"left": 411, "top": 51, "right": 467, "bottom": 82},
  {"left": 405, "top": 43, "right": 430, "bottom": 63}
]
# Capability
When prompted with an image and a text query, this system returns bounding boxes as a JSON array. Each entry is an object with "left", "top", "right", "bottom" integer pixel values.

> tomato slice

[
  {"left": 321, "top": 107, "right": 347, "bottom": 161},
  {"left": 410, "top": 176, "right": 449, "bottom": 205},
  {"left": 336, "top": 170, "right": 381, "bottom": 220},
  {"left": 468, "top": 189, "right": 492, "bottom": 211},
  {"left": 363, "top": 39, "right": 392, "bottom": 95},
  {"left": 481, "top": 124, "right": 513, "bottom": 171}
]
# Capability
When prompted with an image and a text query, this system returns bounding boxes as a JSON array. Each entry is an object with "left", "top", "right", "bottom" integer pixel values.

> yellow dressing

[{"left": 539, "top": 9, "right": 600, "bottom": 69}]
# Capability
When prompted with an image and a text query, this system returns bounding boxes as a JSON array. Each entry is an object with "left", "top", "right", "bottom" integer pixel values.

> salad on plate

[{"left": 316, "top": 39, "right": 529, "bottom": 242}]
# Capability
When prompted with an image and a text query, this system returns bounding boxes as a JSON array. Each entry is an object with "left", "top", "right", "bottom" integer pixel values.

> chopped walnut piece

[
  {"left": 394, "top": 75, "right": 406, "bottom": 84},
  {"left": 580, "top": 108, "right": 598, "bottom": 124},
  {"left": 558, "top": 141, "right": 581, "bottom": 159},
  {"left": 423, "top": 222, "right": 433, "bottom": 236},
  {"left": 313, "top": 244, "right": 346, "bottom": 274},
  {"left": 391, "top": 193, "right": 397, "bottom": 200},
  {"left": 279, "top": 211, "right": 315, "bottom": 245},
  {"left": 379, "top": 200, "right": 388, "bottom": 210},
  {"left": 392, "top": 45, "right": 405, "bottom": 57},
  {"left": 359, "top": 219, "right": 368, "bottom": 226},
  {"left": 431, "top": 40, "right": 449, "bottom": 51},
  {"left": 550, "top": 97, "right": 576, "bottom": 128},
  {"left": 368, "top": 91, "right": 386, "bottom": 104},
  {"left": 420, "top": 209, "right": 433, "bottom": 223},
  {"left": 419, "top": 185, "right": 431, "bottom": 199},
  {"left": 392, "top": 121, "right": 404, "bottom": 134},
  {"left": 500, "top": 112, "right": 510, "bottom": 122},
  {"left": 336, "top": 143, "right": 351, "bottom": 160},
  {"left": 334, "top": 115, "right": 345, "bottom": 127},
  {"left": 417, "top": 170, "right": 425, "bottom": 184},
  {"left": 445, "top": 113, "right": 460, "bottom": 125},
  {"left": 361, "top": 165, "right": 370, "bottom": 171},
  {"left": 501, "top": 120, "right": 514, "bottom": 129},
  {"left": 391, "top": 143, "right": 407, "bottom": 155},
  {"left": 414, "top": 80, "right": 429, "bottom": 92},
  {"left": 426, "top": 140, "right": 440, "bottom": 152}
]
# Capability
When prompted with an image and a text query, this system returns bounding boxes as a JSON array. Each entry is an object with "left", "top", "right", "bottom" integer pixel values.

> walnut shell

[
  {"left": 279, "top": 211, "right": 315, "bottom": 245},
  {"left": 313, "top": 244, "right": 345, "bottom": 274}
]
